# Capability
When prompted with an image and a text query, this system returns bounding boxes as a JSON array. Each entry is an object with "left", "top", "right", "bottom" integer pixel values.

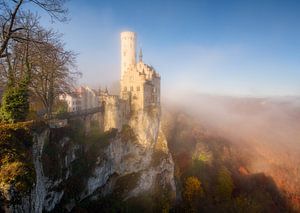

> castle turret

[{"left": 121, "top": 31, "right": 136, "bottom": 79}]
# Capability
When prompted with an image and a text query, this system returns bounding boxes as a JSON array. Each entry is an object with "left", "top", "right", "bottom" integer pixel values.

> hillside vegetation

[
  {"left": 0, "top": 122, "right": 38, "bottom": 205},
  {"left": 163, "top": 95, "right": 300, "bottom": 212}
]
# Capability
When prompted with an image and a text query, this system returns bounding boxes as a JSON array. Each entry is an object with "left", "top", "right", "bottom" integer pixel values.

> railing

[{"left": 50, "top": 106, "right": 103, "bottom": 119}]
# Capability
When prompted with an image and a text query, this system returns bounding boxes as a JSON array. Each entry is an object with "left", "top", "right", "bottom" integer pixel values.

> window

[
  {"left": 137, "top": 86, "right": 140, "bottom": 91},
  {"left": 130, "top": 86, "right": 133, "bottom": 91},
  {"left": 124, "top": 87, "right": 127, "bottom": 92}
]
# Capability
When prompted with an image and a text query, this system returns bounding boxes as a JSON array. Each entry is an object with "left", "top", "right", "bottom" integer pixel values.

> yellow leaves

[
  {"left": 183, "top": 176, "right": 204, "bottom": 203},
  {"left": 182, "top": 176, "right": 204, "bottom": 212},
  {"left": 0, "top": 120, "right": 33, "bottom": 131},
  {"left": 0, "top": 121, "right": 36, "bottom": 196},
  {"left": 0, "top": 161, "right": 25, "bottom": 182},
  {"left": 192, "top": 143, "right": 213, "bottom": 164},
  {"left": 0, "top": 161, "right": 30, "bottom": 193}
]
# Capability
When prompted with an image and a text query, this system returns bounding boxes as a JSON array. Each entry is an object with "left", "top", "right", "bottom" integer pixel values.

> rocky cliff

[{"left": 0, "top": 107, "right": 175, "bottom": 212}]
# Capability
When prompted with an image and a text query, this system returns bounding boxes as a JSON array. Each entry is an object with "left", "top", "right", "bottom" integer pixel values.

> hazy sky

[{"left": 40, "top": 0, "right": 300, "bottom": 97}]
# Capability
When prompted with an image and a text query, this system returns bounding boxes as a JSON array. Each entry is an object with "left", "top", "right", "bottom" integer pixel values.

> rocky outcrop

[
  {"left": 86, "top": 108, "right": 175, "bottom": 200},
  {"left": 2, "top": 127, "right": 81, "bottom": 213},
  {"left": 31, "top": 130, "right": 80, "bottom": 212},
  {"left": 1, "top": 107, "right": 175, "bottom": 212}
]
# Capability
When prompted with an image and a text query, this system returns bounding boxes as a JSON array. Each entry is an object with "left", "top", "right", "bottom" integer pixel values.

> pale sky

[{"left": 39, "top": 0, "right": 300, "bottom": 97}]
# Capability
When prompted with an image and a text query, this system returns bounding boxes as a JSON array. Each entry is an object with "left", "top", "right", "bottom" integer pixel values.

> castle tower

[
  {"left": 121, "top": 31, "right": 136, "bottom": 79},
  {"left": 120, "top": 31, "right": 161, "bottom": 112}
]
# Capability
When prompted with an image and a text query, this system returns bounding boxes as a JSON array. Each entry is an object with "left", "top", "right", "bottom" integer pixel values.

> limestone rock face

[
  {"left": 2, "top": 108, "right": 175, "bottom": 212},
  {"left": 86, "top": 107, "right": 175, "bottom": 201},
  {"left": 3, "top": 128, "right": 81, "bottom": 213},
  {"left": 102, "top": 96, "right": 124, "bottom": 131}
]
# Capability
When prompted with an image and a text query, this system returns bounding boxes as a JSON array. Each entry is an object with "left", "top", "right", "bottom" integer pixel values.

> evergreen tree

[{"left": 0, "top": 76, "right": 29, "bottom": 123}]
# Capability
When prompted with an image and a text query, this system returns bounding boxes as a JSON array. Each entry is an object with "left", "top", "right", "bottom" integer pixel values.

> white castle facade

[
  {"left": 61, "top": 31, "right": 161, "bottom": 131},
  {"left": 99, "top": 31, "right": 161, "bottom": 130},
  {"left": 120, "top": 31, "right": 161, "bottom": 111}
]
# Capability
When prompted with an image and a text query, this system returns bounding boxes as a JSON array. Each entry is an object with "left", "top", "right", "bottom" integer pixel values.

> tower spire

[{"left": 139, "top": 47, "right": 143, "bottom": 62}]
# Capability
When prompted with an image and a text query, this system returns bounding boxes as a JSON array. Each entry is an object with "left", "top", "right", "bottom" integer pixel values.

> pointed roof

[{"left": 139, "top": 47, "right": 143, "bottom": 62}]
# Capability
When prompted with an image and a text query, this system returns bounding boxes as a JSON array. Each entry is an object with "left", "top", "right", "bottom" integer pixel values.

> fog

[{"left": 164, "top": 93, "right": 300, "bottom": 196}]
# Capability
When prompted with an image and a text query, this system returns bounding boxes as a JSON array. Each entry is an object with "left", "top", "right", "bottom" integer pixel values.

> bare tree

[
  {"left": 29, "top": 29, "right": 79, "bottom": 116},
  {"left": 0, "top": 12, "right": 42, "bottom": 86},
  {"left": 0, "top": 0, "right": 68, "bottom": 58},
  {"left": 0, "top": 11, "right": 79, "bottom": 117}
]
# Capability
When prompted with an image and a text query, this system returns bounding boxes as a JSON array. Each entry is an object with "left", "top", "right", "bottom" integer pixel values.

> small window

[
  {"left": 137, "top": 86, "right": 140, "bottom": 91},
  {"left": 130, "top": 86, "right": 133, "bottom": 91}
]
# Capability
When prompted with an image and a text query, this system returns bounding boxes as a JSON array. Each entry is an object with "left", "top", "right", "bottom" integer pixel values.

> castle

[
  {"left": 60, "top": 31, "right": 161, "bottom": 131},
  {"left": 99, "top": 31, "right": 161, "bottom": 130},
  {"left": 120, "top": 32, "right": 160, "bottom": 110}
]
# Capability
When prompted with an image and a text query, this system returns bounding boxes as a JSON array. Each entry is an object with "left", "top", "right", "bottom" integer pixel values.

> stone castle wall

[
  {"left": 100, "top": 95, "right": 130, "bottom": 131},
  {"left": 97, "top": 31, "right": 161, "bottom": 132}
]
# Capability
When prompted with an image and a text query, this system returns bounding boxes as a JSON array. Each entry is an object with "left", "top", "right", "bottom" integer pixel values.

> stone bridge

[
  {"left": 51, "top": 107, "right": 103, "bottom": 120},
  {"left": 48, "top": 107, "right": 104, "bottom": 132}
]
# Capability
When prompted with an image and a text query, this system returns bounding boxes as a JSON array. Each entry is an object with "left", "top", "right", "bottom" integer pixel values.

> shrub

[{"left": 0, "top": 86, "right": 29, "bottom": 123}]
